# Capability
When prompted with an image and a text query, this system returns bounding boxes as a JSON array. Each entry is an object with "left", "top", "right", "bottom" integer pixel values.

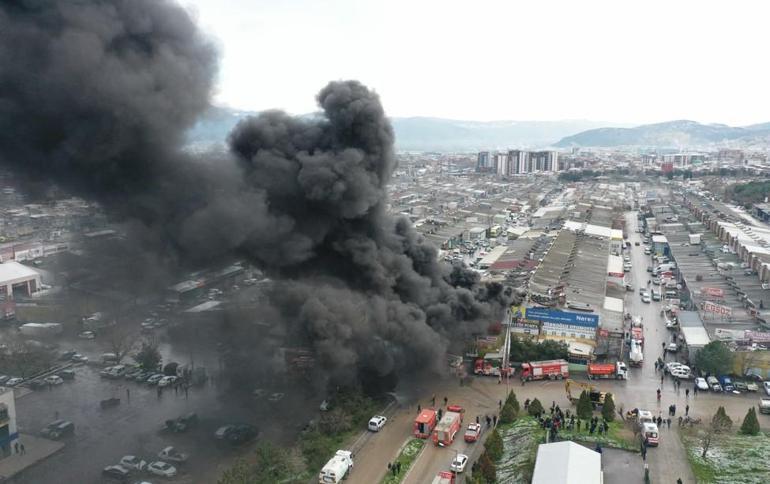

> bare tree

[
  {"left": 106, "top": 325, "right": 137, "bottom": 364},
  {"left": 701, "top": 406, "right": 732, "bottom": 458}
]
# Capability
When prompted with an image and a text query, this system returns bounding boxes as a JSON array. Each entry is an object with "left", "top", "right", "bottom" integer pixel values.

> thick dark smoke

[{"left": 0, "top": 0, "right": 516, "bottom": 385}]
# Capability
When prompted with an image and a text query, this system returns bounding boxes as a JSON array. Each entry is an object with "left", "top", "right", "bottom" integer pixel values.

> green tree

[
  {"left": 218, "top": 458, "right": 252, "bottom": 484},
  {"left": 740, "top": 407, "right": 760, "bottom": 436},
  {"left": 500, "top": 401, "right": 517, "bottom": 424},
  {"left": 505, "top": 390, "right": 520, "bottom": 415},
  {"left": 528, "top": 398, "right": 544, "bottom": 417},
  {"left": 577, "top": 390, "right": 593, "bottom": 420},
  {"left": 694, "top": 341, "right": 733, "bottom": 376},
  {"left": 484, "top": 428, "right": 504, "bottom": 461},
  {"left": 133, "top": 341, "right": 161, "bottom": 371},
  {"left": 601, "top": 393, "right": 616, "bottom": 422},
  {"left": 479, "top": 452, "right": 497, "bottom": 483}
]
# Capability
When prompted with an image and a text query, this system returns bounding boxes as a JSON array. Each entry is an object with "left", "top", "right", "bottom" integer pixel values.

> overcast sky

[{"left": 184, "top": 0, "right": 770, "bottom": 126}]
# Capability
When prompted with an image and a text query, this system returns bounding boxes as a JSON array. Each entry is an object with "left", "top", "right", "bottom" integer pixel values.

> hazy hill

[
  {"left": 185, "top": 107, "right": 621, "bottom": 151},
  {"left": 555, "top": 120, "right": 770, "bottom": 148}
]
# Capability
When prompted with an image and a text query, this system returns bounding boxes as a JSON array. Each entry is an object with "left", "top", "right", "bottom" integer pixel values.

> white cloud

[{"left": 184, "top": 0, "right": 770, "bottom": 125}]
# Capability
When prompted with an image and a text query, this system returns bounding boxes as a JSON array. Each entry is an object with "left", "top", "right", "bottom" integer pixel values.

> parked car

[
  {"left": 719, "top": 376, "right": 735, "bottom": 392},
  {"left": 367, "top": 415, "right": 387, "bottom": 432},
  {"left": 450, "top": 453, "right": 469, "bottom": 473},
  {"left": 707, "top": 376, "right": 723, "bottom": 392},
  {"left": 226, "top": 424, "right": 258, "bottom": 444},
  {"left": 78, "top": 330, "right": 96, "bottom": 339},
  {"left": 695, "top": 378, "right": 709, "bottom": 391},
  {"left": 667, "top": 343, "right": 678, "bottom": 352},
  {"left": 765, "top": 381, "right": 770, "bottom": 396},
  {"left": 746, "top": 381, "right": 759, "bottom": 392},
  {"left": 41, "top": 419, "right": 75, "bottom": 439},
  {"left": 57, "top": 369, "right": 76, "bottom": 380},
  {"left": 44, "top": 375, "right": 64, "bottom": 386},
  {"left": 641, "top": 294, "right": 651, "bottom": 303},
  {"left": 164, "top": 413, "right": 198, "bottom": 433},
  {"left": 120, "top": 455, "right": 147, "bottom": 471},
  {"left": 146, "top": 374, "right": 164, "bottom": 385},
  {"left": 734, "top": 381, "right": 748, "bottom": 392},
  {"left": 215, "top": 425, "right": 236, "bottom": 440},
  {"left": 157, "top": 376, "right": 177, "bottom": 387},
  {"left": 147, "top": 461, "right": 177, "bottom": 478},
  {"left": 71, "top": 353, "right": 88, "bottom": 364},
  {"left": 158, "top": 446, "right": 188, "bottom": 463},
  {"left": 102, "top": 465, "right": 130, "bottom": 480},
  {"left": 671, "top": 368, "right": 692, "bottom": 380},
  {"left": 0, "top": 375, "right": 9, "bottom": 385},
  {"left": 29, "top": 380, "right": 47, "bottom": 390},
  {"left": 6, "top": 377, "right": 24, "bottom": 387}
]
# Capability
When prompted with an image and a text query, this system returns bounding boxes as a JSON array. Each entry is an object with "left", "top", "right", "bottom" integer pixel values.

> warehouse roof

[{"left": 0, "top": 261, "right": 40, "bottom": 284}]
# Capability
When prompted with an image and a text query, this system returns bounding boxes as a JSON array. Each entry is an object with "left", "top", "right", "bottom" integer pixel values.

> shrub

[
  {"left": 601, "top": 393, "right": 616, "bottom": 422},
  {"left": 528, "top": 398, "right": 544, "bottom": 417},
  {"left": 740, "top": 407, "right": 760, "bottom": 436},
  {"left": 577, "top": 390, "right": 593, "bottom": 420},
  {"left": 505, "top": 390, "right": 520, "bottom": 414},
  {"left": 500, "top": 401, "right": 517, "bottom": 424},
  {"left": 484, "top": 428, "right": 504, "bottom": 462},
  {"left": 479, "top": 451, "right": 497, "bottom": 483}
]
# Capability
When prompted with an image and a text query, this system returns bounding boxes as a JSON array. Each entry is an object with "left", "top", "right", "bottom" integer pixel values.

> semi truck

[
  {"left": 520, "top": 359, "right": 569, "bottom": 381},
  {"left": 414, "top": 409, "right": 437, "bottom": 439},
  {"left": 318, "top": 450, "right": 353, "bottom": 484},
  {"left": 587, "top": 362, "right": 628, "bottom": 380},
  {"left": 432, "top": 405, "right": 464, "bottom": 446}
]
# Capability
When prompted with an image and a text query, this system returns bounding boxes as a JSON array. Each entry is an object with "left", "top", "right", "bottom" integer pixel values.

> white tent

[{"left": 532, "top": 441, "right": 603, "bottom": 484}]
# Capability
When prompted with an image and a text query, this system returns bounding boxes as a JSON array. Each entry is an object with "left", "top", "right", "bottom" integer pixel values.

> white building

[
  {"left": 0, "top": 387, "right": 19, "bottom": 458},
  {"left": 0, "top": 261, "right": 42, "bottom": 299}
]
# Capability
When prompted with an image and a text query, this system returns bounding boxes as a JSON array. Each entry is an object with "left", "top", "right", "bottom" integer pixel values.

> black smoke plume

[{"left": 0, "top": 0, "right": 516, "bottom": 385}]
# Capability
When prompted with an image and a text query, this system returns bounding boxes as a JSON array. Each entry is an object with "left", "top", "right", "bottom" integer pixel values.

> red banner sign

[
  {"left": 703, "top": 301, "right": 732, "bottom": 317},
  {"left": 702, "top": 287, "right": 725, "bottom": 298}
]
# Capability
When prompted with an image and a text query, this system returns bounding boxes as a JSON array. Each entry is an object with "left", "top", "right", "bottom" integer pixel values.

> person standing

[{"left": 685, "top": 404, "right": 690, "bottom": 416}]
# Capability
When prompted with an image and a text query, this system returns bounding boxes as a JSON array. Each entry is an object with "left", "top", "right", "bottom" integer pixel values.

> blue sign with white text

[{"left": 523, "top": 307, "right": 599, "bottom": 327}]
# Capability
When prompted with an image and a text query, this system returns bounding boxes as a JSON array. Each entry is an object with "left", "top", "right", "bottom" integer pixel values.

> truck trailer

[
  {"left": 318, "top": 450, "right": 353, "bottom": 484},
  {"left": 432, "top": 406, "right": 464, "bottom": 446},
  {"left": 414, "top": 409, "right": 437, "bottom": 439},
  {"left": 520, "top": 359, "right": 569, "bottom": 381},
  {"left": 629, "top": 340, "right": 644, "bottom": 367},
  {"left": 587, "top": 362, "right": 628, "bottom": 380}
]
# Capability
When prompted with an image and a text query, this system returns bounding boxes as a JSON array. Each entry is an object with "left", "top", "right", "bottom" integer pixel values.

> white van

[
  {"left": 642, "top": 422, "right": 659, "bottom": 446},
  {"left": 319, "top": 450, "right": 353, "bottom": 483}
]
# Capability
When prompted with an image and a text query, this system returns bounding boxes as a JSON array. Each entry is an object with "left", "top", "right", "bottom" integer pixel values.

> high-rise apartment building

[{"left": 477, "top": 150, "right": 560, "bottom": 175}]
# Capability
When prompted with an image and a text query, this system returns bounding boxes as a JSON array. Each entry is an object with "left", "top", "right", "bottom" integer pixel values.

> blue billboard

[{"left": 523, "top": 307, "right": 599, "bottom": 328}]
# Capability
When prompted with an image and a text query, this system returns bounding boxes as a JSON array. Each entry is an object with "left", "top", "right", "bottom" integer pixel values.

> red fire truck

[
  {"left": 431, "top": 471, "right": 455, "bottom": 484},
  {"left": 432, "top": 405, "right": 464, "bottom": 446},
  {"left": 520, "top": 359, "right": 569, "bottom": 381},
  {"left": 414, "top": 409, "right": 437, "bottom": 439}
]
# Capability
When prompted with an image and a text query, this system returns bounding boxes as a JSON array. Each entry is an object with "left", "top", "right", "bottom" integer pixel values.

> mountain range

[
  {"left": 185, "top": 107, "right": 770, "bottom": 151},
  {"left": 555, "top": 120, "right": 770, "bottom": 148},
  {"left": 185, "top": 107, "right": 625, "bottom": 151}
]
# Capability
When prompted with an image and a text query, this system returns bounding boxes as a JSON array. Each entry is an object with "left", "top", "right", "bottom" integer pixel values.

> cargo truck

[
  {"left": 432, "top": 405, "right": 464, "bottom": 446},
  {"left": 520, "top": 359, "right": 569, "bottom": 381},
  {"left": 587, "top": 362, "right": 628, "bottom": 380},
  {"left": 318, "top": 450, "right": 353, "bottom": 484},
  {"left": 414, "top": 409, "right": 437, "bottom": 439}
]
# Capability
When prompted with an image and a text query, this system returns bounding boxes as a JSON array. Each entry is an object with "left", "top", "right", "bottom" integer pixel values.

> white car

[
  {"left": 147, "top": 461, "right": 177, "bottom": 477},
  {"left": 6, "top": 377, "right": 24, "bottom": 387},
  {"left": 158, "top": 446, "right": 188, "bottom": 463},
  {"left": 665, "top": 362, "right": 684, "bottom": 373},
  {"left": 157, "top": 376, "right": 177, "bottom": 387},
  {"left": 695, "top": 378, "right": 709, "bottom": 391},
  {"left": 368, "top": 415, "right": 387, "bottom": 432},
  {"left": 44, "top": 375, "right": 64, "bottom": 385},
  {"left": 641, "top": 294, "right": 651, "bottom": 303},
  {"left": 71, "top": 353, "right": 88, "bottom": 364},
  {"left": 671, "top": 368, "right": 692, "bottom": 380},
  {"left": 450, "top": 453, "right": 469, "bottom": 473},
  {"left": 78, "top": 330, "right": 96, "bottom": 339},
  {"left": 667, "top": 343, "right": 678, "bottom": 352},
  {"left": 120, "top": 455, "right": 147, "bottom": 471},
  {"left": 764, "top": 381, "right": 770, "bottom": 396}
]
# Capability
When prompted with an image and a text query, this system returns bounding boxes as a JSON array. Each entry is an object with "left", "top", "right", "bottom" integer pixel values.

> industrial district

[
  {"left": 1, "top": 145, "right": 770, "bottom": 484},
  {"left": 3, "top": 2, "right": 770, "bottom": 484}
]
